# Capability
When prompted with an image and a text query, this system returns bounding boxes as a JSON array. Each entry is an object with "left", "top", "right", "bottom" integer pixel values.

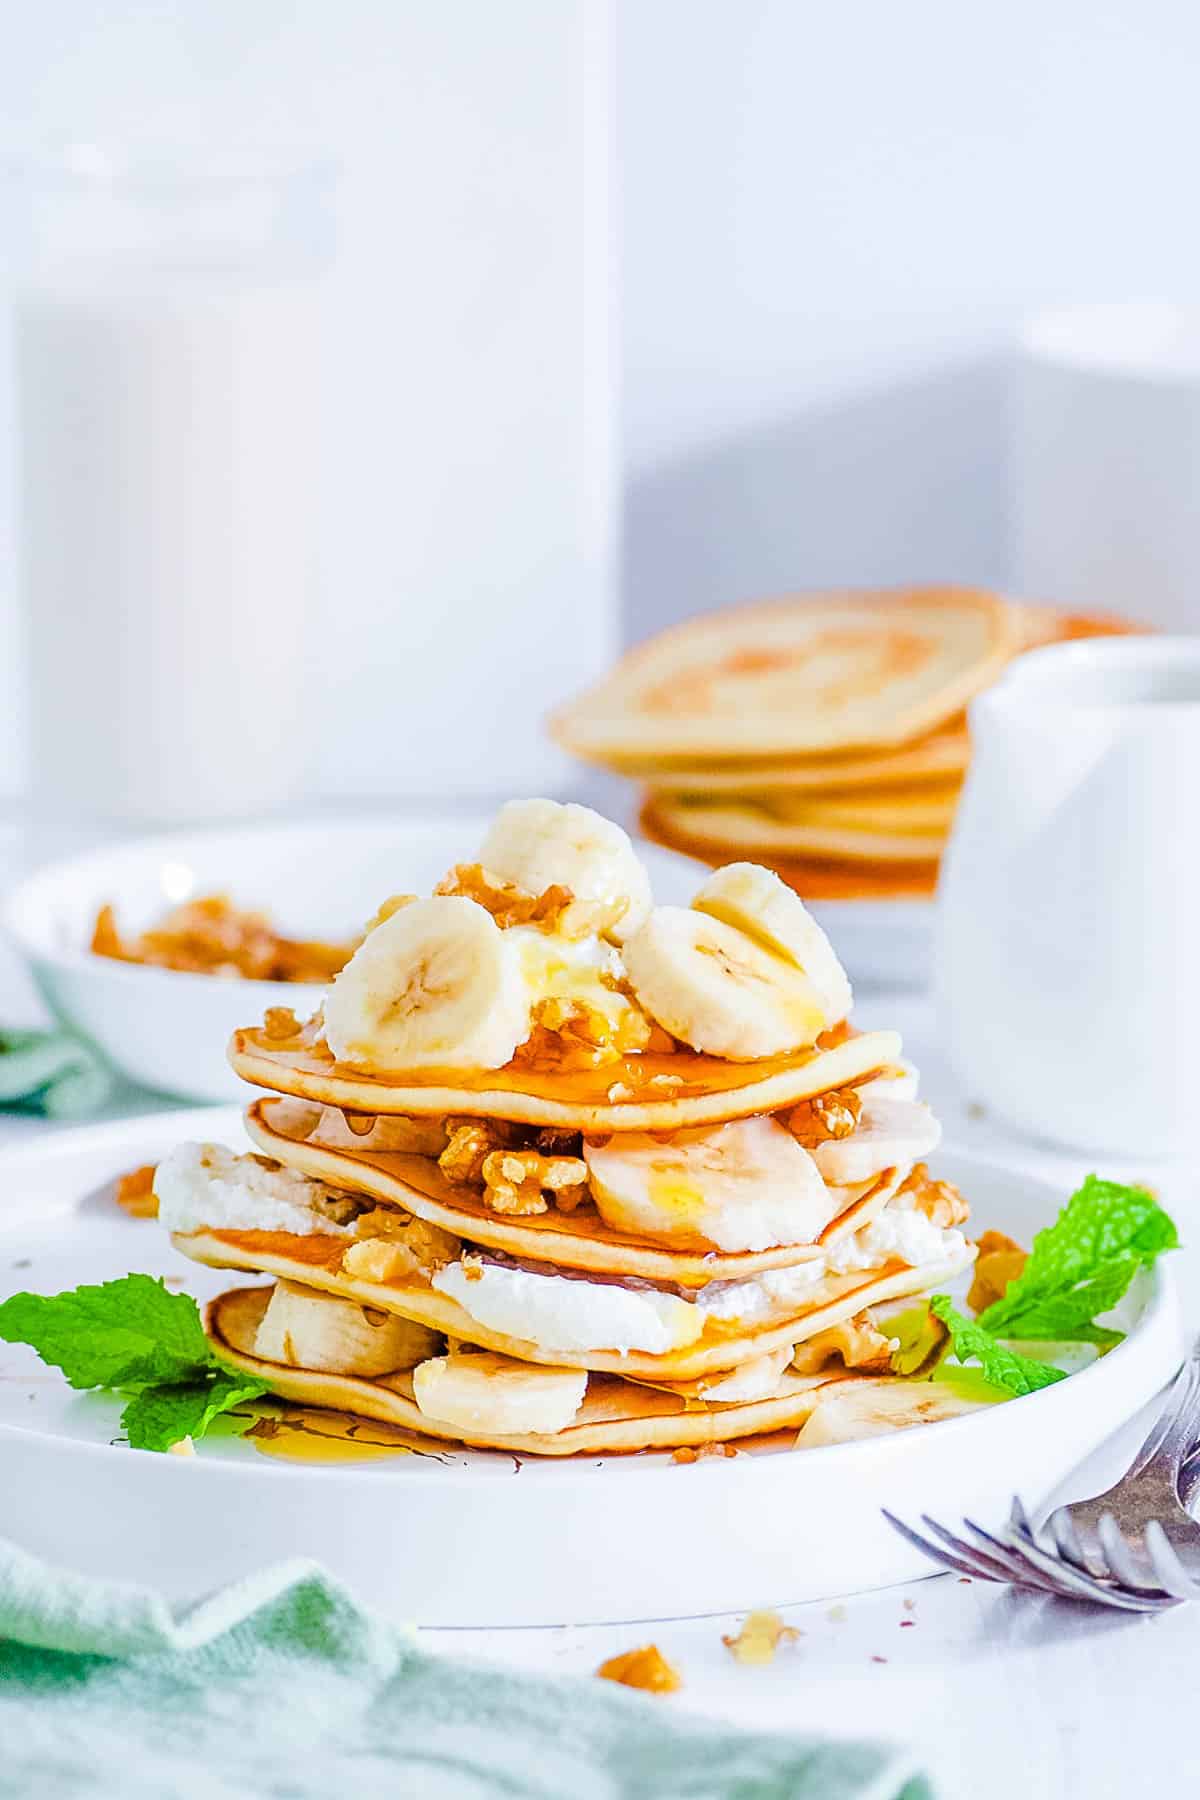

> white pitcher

[{"left": 936, "top": 636, "right": 1200, "bottom": 1154}]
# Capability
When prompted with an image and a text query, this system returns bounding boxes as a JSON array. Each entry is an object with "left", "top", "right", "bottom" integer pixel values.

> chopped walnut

[
  {"left": 91, "top": 894, "right": 352, "bottom": 982},
  {"left": 672, "top": 1441, "right": 740, "bottom": 1464},
  {"left": 783, "top": 1087, "right": 863, "bottom": 1147},
  {"left": 790, "top": 1314, "right": 896, "bottom": 1376},
  {"left": 480, "top": 1147, "right": 588, "bottom": 1216},
  {"left": 722, "top": 1610, "right": 801, "bottom": 1665},
  {"left": 596, "top": 1645, "right": 682, "bottom": 1694},
  {"left": 115, "top": 1164, "right": 159, "bottom": 1219},
  {"left": 513, "top": 995, "right": 655, "bottom": 1073},
  {"left": 438, "top": 1119, "right": 516, "bottom": 1186},
  {"left": 343, "top": 1211, "right": 460, "bottom": 1282},
  {"left": 966, "top": 1229, "right": 1028, "bottom": 1314},
  {"left": 895, "top": 1163, "right": 970, "bottom": 1229}
]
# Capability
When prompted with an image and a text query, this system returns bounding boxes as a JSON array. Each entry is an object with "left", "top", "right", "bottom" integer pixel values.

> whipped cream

[
  {"left": 154, "top": 1142, "right": 356, "bottom": 1238},
  {"left": 432, "top": 1256, "right": 701, "bottom": 1355}
]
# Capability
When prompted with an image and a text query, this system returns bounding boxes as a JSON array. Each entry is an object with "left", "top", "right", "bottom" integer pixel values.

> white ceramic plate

[
  {"left": 2, "top": 816, "right": 701, "bottom": 1103},
  {"left": 0, "top": 1112, "right": 1182, "bottom": 1626}
]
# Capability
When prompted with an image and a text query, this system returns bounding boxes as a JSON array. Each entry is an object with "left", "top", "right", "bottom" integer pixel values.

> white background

[{"left": 4, "top": 0, "right": 1200, "bottom": 798}]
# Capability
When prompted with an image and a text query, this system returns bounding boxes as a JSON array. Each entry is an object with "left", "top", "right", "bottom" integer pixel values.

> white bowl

[{"left": 2, "top": 816, "right": 698, "bottom": 1103}]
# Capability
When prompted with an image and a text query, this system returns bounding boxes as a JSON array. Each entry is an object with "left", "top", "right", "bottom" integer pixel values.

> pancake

[
  {"left": 550, "top": 586, "right": 1015, "bottom": 762},
  {"left": 639, "top": 803, "right": 941, "bottom": 899},
  {"left": 228, "top": 1023, "right": 902, "bottom": 1131},
  {"left": 208, "top": 1285, "right": 864, "bottom": 1456},
  {"left": 646, "top": 796, "right": 947, "bottom": 865},
  {"left": 755, "top": 784, "right": 961, "bottom": 833},
  {"left": 637, "top": 720, "right": 971, "bottom": 793},
  {"left": 175, "top": 1222, "right": 972, "bottom": 1381},
  {"left": 245, "top": 1095, "right": 904, "bottom": 1284}
]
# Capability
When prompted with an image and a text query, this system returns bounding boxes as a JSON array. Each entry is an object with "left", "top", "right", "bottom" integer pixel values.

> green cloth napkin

[
  {"left": 0, "top": 1540, "right": 930, "bottom": 1799},
  {"left": 0, "top": 1029, "right": 112, "bottom": 1118}
]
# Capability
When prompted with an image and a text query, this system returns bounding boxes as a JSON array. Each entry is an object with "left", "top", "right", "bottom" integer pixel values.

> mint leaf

[
  {"left": 930, "top": 1297, "right": 1066, "bottom": 1396},
  {"left": 121, "top": 1371, "right": 267, "bottom": 1453},
  {"left": 0, "top": 1275, "right": 213, "bottom": 1390},
  {"left": 979, "top": 1176, "right": 1178, "bottom": 1343},
  {"left": 0, "top": 1274, "right": 268, "bottom": 1451}
]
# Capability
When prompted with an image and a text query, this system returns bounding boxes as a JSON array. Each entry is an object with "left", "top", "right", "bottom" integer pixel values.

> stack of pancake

[
  {"left": 551, "top": 587, "right": 1135, "bottom": 901},
  {"left": 154, "top": 799, "right": 984, "bottom": 1457}
]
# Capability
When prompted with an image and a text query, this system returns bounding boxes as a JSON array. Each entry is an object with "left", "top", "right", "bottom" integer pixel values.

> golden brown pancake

[
  {"left": 645, "top": 796, "right": 947, "bottom": 865},
  {"left": 208, "top": 1285, "right": 864, "bottom": 1456},
  {"left": 245, "top": 1095, "right": 903, "bottom": 1284},
  {"left": 551, "top": 587, "right": 1016, "bottom": 761},
  {"left": 228, "top": 1023, "right": 902, "bottom": 1131},
  {"left": 176, "top": 1221, "right": 971, "bottom": 1381},
  {"left": 636, "top": 720, "right": 971, "bottom": 793}
]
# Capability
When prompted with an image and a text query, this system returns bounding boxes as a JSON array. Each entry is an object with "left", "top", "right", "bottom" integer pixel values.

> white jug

[{"left": 937, "top": 637, "right": 1200, "bottom": 1154}]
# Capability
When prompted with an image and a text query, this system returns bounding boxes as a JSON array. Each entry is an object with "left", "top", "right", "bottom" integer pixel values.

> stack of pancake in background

[{"left": 552, "top": 587, "right": 1136, "bottom": 901}]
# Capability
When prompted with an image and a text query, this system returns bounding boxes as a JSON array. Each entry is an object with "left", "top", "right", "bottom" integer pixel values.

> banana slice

[
  {"left": 692, "top": 862, "right": 852, "bottom": 1025},
  {"left": 795, "top": 1376, "right": 997, "bottom": 1446},
  {"left": 858, "top": 1061, "right": 920, "bottom": 1104},
  {"left": 622, "top": 907, "right": 827, "bottom": 1059},
  {"left": 693, "top": 1346, "right": 794, "bottom": 1403},
  {"left": 413, "top": 1349, "right": 587, "bottom": 1435},
  {"left": 254, "top": 1280, "right": 441, "bottom": 1376},
  {"left": 584, "top": 1116, "right": 835, "bottom": 1252},
  {"left": 323, "top": 895, "right": 531, "bottom": 1073},
  {"left": 479, "top": 798, "right": 652, "bottom": 941},
  {"left": 810, "top": 1098, "right": 940, "bottom": 1186}
]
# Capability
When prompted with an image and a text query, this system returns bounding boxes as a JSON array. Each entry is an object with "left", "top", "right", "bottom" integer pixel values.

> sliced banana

[
  {"left": 584, "top": 1116, "right": 836, "bottom": 1252},
  {"left": 857, "top": 1061, "right": 920, "bottom": 1104},
  {"left": 692, "top": 862, "right": 852, "bottom": 1025},
  {"left": 622, "top": 906, "right": 827, "bottom": 1060},
  {"left": 254, "top": 1279, "right": 441, "bottom": 1376},
  {"left": 694, "top": 1346, "right": 794, "bottom": 1403},
  {"left": 413, "top": 1349, "right": 588, "bottom": 1436},
  {"left": 810, "top": 1098, "right": 941, "bottom": 1187},
  {"left": 795, "top": 1376, "right": 997, "bottom": 1446},
  {"left": 479, "top": 798, "right": 652, "bottom": 941},
  {"left": 323, "top": 895, "right": 531, "bottom": 1073}
]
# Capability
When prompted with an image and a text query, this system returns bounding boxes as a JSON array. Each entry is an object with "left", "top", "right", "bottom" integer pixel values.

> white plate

[
  {"left": 2, "top": 815, "right": 702, "bottom": 1103},
  {"left": 0, "top": 1111, "right": 1182, "bottom": 1625}
]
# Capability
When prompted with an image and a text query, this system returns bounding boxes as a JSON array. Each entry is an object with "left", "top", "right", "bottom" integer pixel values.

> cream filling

[
  {"left": 431, "top": 1256, "right": 702, "bottom": 1355},
  {"left": 154, "top": 1143, "right": 356, "bottom": 1238}
]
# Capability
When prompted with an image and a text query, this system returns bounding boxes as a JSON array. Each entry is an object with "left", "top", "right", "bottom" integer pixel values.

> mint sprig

[
  {"left": 978, "top": 1175, "right": 1178, "bottom": 1346},
  {"left": 0, "top": 1275, "right": 267, "bottom": 1452},
  {"left": 929, "top": 1297, "right": 1066, "bottom": 1395}
]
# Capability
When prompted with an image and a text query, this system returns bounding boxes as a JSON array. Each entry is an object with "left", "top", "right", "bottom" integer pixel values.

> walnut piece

[
  {"left": 263, "top": 1006, "right": 302, "bottom": 1041},
  {"left": 966, "top": 1229, "right": 1028, "bottom": 1314},
  {"left": 481, "top": 1147, "right": 588, "bottom": 1216},
  {"left": 721, "top": 1610, "right": 801, "bottom": 1665},
  {"left": 438, "top": 1119, "right": 518, "bottom": 1186},
  {"left": 783, "top": 1087, "right": 863, "bottom": 1147},
  {"left": 115, "top": 1163, "right": 159, "bottom": 1219},
  {"left": 895, "top": 1163, "right": 970, "bottom": 1229},
  {"left": 343, "top": 1211, "right": 461, "bottom": 1282},
  {"left": 790, "top": 1313, "right": 896, "bottom": 1376},
  {"left": 91, "top": 894, "right": 353, "bottom": 983},
  {"left": 596, "top": 1645, "right": 682, "bottom": 1694}
]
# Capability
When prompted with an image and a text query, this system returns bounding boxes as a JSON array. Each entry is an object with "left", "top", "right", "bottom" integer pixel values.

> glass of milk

[{"left": 14, "top": 144, "right": 334, "bottom": 828}]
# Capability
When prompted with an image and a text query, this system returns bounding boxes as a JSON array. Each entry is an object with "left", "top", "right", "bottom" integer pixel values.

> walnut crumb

[
  {"left": 263, "top": 1005, "right": 302, "bottom": 1041},
  {"left": 784, "top": 1087, "right": 863, "bottom": 1146},
  {"left": 115, "top": 1164, "right": 159, "bottom": 1219},
  {"left": 722, "top": 1610, "right": 801, "bottom": 1665},
  {"left": 167, "top": 1437, "right": 196, "bottom": 1458},
  {"left": 596, "top": 1645, "right": 682, "bottom": 1694}
]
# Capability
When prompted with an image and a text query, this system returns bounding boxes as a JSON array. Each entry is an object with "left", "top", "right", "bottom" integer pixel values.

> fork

[{"left": 884, "top": 1338, "right": 1200, "bottom": 1612}]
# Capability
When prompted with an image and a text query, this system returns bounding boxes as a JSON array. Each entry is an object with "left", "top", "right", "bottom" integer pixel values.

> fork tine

[
  {"left": 921, "top": 1515, "right": 1060, "bottom": 1591},
  {"left": 1046, "top": 1505, "right": 1098, "bottom": 1575},
  {"left": 1096, "top": 1513, "right": 1162, "bottom": 1593},
  {"left": 881, "top": 1509, "right": 999, "bottom": 1580},
  {"left": 1144, "top": 1523, "right": 1200, "bottom": 1602},
  {"left": 958, "top": 1517, "right": 1078, "bottom": 1594},
  {"left": 1009, "top": 1517, "right": 1175, "bottom": 1612}
]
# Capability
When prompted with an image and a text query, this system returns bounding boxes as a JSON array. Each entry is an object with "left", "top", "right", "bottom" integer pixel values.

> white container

[
  {"left": 1014, "top": 302, "right": 1200, "bottom": 631},
  {"left": 937, "top": 637, "right": 1200, "bottom": 1154},
  {"left": 14, "top": 148, "right": 333, "bottom": 826}
]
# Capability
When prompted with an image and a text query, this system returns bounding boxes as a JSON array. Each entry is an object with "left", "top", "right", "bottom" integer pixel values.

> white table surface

[{"left": 0, "top": 863, "right": 1195, "bottom": 1799}]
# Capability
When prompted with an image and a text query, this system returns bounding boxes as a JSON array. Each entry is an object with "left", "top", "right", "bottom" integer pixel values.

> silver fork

[{"left": 884, "top": 1339, "right": 1200, "bottom": 1612}]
